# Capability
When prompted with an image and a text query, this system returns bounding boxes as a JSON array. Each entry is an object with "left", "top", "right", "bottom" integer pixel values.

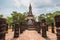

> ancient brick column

[
  {"left": 56, "top": 28, "right": 60, "bottom": 40},
  {"left": 54, "top": 15, "right": 60, "bottom": 40},
  {"left": 12, "top": 24, "right": 15, "bottom": 31},
  {"left": 14, "top": 24, "right": 19, "bottom": 38},
  {"left": 20, "top": 22, "right": 25, "bottom": 34},
  {"left": 46, "top": 24, "right": 48, "bottom": 31},
  {"left": 0, "top": 18, "right": 6, "bottom": 40},
  {"left": 6, "top": 24, "right": 8, "bottom": 33},
  {"left": 37, "top": 22, "right": 41, "bottom": 33},
  {"left": 0, "top": 24, "right": 6, "bottom": 40},
  {"left": 51, "top": 23, "right": 55, "bottom": 33},
  {"left": 20, "top": 23, "right": 23, "bottom": 34},
  {"left": 41, "top": 19, "right": 47, "bottom": 38}
]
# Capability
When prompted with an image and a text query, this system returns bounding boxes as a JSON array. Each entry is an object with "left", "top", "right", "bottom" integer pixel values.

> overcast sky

[{"left": 0, "top": 0, "right": 60, "bottom": 18}]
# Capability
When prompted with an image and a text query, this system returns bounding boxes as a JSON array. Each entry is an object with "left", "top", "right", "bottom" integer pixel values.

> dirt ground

[
  {"left": 5, "top": 26, "right": 57, "bottom": 40},
  {"left": 5, "top": 29, "right": 57, "bottom": 40}
]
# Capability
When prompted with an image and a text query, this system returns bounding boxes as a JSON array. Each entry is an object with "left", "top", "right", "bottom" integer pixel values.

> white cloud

[
  {"left": 56, "top": 7, "right": 60, "bottom": 10},
  {"left": 55, "top": 5, "right": 60, "bottom": 10},
  {"left": 31, "top": 0, "right": 52, "bottom": 6},
  {"left": 0, "top": 0, "right": 60, "bottom": 18},
  {"left": 21, "top": 0, "right": 31, "bottom": 7},
  {"left": 13, "top": 0, "right": 31, "bottom": 8},
  {"left": 13, "top": 0, "right": 60, "bottom": 15},
  {"left": 13, "top": 0, "right": 21, "bottom": 8},
  {"left": 42, "top": 0, "right": 52, "bottom": 4},
  {"left": 13, "top": 0, "right": 53, "bottom": 8}
]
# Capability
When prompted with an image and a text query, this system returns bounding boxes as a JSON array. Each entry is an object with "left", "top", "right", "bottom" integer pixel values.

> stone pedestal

[{"left": 14, "top": 24, "right": 19, "bottom": 38}]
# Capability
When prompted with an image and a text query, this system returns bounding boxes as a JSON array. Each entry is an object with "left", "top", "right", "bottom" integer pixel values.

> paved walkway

[
  {"left": 5, "top": 30, "right": 57, "bottom": 40},
  {"left": 47, "top": 31, "right": 57, "bottom": 40}
]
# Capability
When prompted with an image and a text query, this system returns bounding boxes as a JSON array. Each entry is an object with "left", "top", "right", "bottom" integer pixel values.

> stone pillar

[
  {"left": 37, "top": 22, "right": 41, "bottom": 33},
  {"left": 20, "top": 25, "right": 23, "bottom": 34},
  {"left": 46, "top": 24, "right": 48, "bottom": 31},
  {"left": 56, "top": 28, "right": 60, "bottom": 40},
  {"left": 51, "top": 23, "right": 55, "bottom": 33},
  {"left": 41, "top": 19, "right": 47, "bottom": 38},
  {"left": 6, "top": 24, "right": 8, "bottom": 33},
  {"left": 20, "top": 23, "right": 23, "bottom": 34},
  {"left": 12, "top": 24, "right": 15, "bottom": 31},
  {"left": 54, "top": 15, "right": 60, "bottom": 40},
  {"left": 55, "top": 23, "right": 60, "bottom": 40},
  {"left": 14, "top": 24, "right": 19, "bottom": 38},
  {"left": 0, "top": 24, "right": 6, "bottom": 40}
]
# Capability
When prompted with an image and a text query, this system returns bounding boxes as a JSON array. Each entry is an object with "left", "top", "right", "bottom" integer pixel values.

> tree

[
  {"left": 38, "top": 11, "right": 60, "bottom": 25},
  {"left": 38, "top": 13, "right": 54, "bottom": 25},
  {"left": 6, "top": 11, "right": 27, "bottom": 28},
  {"left": 46, "top": 13, "right": 54, "bottom": 25},
  {"left": 0, "top": 14, "right": 3, "bottom": 18},
  {"left": 11, "top": 11, "right": 27, "bottom": 24},
  {"left": 6, "top": 17, "right": 12, "bottom": 27},
  {"left": 38, "top": 14, "right": 45, "bottom": 22}
]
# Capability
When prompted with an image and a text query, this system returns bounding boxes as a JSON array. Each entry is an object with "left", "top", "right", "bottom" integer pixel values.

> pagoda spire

[{"left": 28, "top": 4, "right": 33, "bottom": 15}]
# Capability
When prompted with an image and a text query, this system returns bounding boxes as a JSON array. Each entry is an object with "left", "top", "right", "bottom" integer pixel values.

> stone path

[
  {"left": 47, "top": 31, "right": 57, "bottom": 40},
  {"left": 19, "top": 30, "right": 45, "bottom": 40},
  {"left": 5, "top": 30, "right": 57, "bottom": 40}
]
